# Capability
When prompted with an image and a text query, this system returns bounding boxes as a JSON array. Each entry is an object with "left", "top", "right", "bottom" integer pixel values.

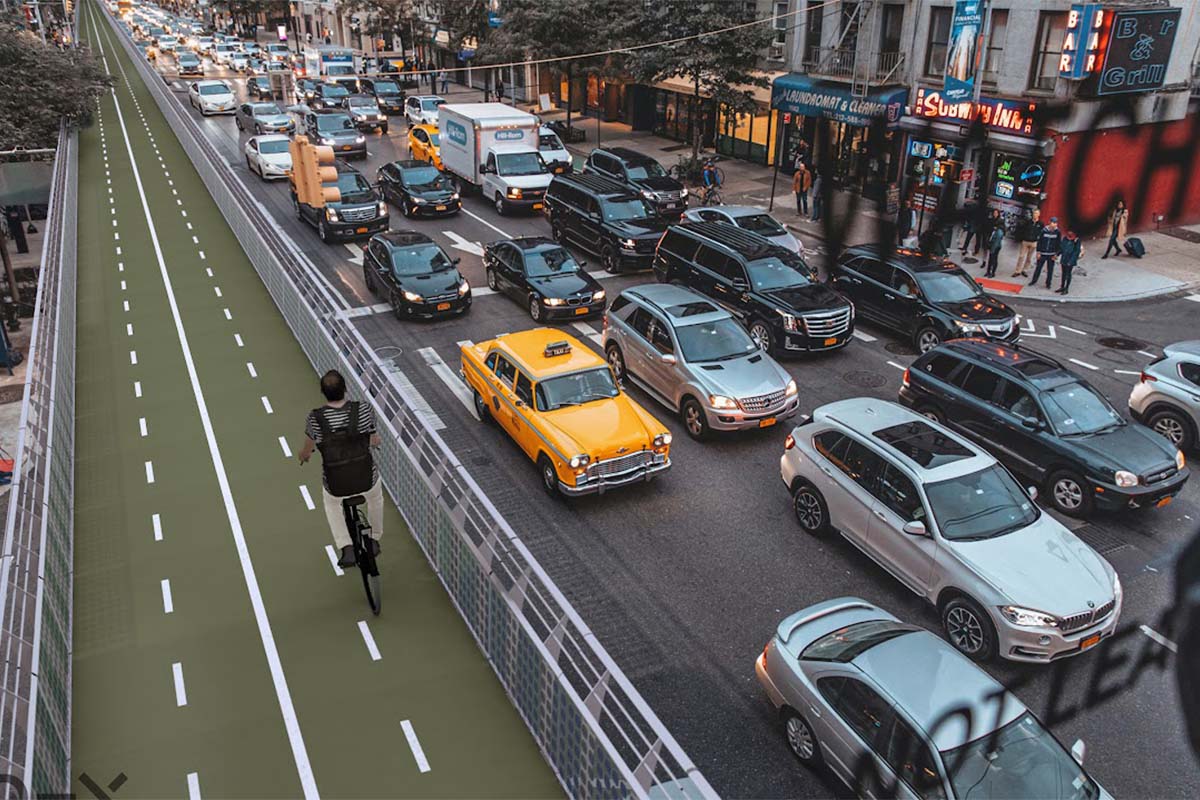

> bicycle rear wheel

[{"left": 358, "top": 545, "right": 381, "bottom": 615}]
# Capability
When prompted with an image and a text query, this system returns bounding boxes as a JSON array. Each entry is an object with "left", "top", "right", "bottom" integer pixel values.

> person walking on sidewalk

[
  {"left": 1057, "top": 229, "right": 1083, "bottom": 294},
  {"left": 792, "top": 162, "right": 812, "bottom": 216},
  {"left": 1029, "top": 216, "right": 1062, "bottom": 288},
  {"left": 985, "top": 218, "right": 1005, "bottom": 277},
  {"left": 897, "top": 201, "right": 913, "bottom": 246},
  {"left": 1012, "top": 208, "right": 1042, "bottom": 277},
  {"left": 1102, "top": 200, "right": 1129, "bottom": 258},
  {"left": 959, "top": 199, "right": 979, "bottom": 255},
  {"left": 810, "top": 170, "right": 823, "bottom": 222},
  {"left": 439, "top": 69, "right": 448, "bottom": 94}
]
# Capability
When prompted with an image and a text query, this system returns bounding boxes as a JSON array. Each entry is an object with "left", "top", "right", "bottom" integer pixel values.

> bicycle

[
  {"left": 700, "top": 185, "right": 723, "bottom": 206},
  {"left": 342, "top": 495, "right": 381, "bottom": 615}
]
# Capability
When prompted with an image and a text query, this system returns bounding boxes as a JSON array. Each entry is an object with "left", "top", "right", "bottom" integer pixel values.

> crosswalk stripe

[
  {"left": 851, "top": 330, "right": 877, "bottom": 342},
  {"left": 571, "top": 321, "right": 603, "bottom": 346}
]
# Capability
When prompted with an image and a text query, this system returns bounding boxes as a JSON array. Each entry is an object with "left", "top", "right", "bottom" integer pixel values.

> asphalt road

[{"left": 152, "top": 53, "right": 1200, "bottom": 798}]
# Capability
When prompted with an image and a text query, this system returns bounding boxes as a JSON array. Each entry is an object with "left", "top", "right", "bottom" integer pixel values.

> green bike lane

[{"left": 75, "top": 2, "right": 561, "bottom": 797}]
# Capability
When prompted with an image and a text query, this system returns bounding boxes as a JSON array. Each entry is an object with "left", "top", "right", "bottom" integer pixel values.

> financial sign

[
  {"left": 1095, "top": 7, "right": 1181, "bottom": 95},
  {"left": 943, "top": 1, "right": 984, "bottom": 102},
  {"left": 1059, "top": 4, "right": 1109, "bottom": 80},
  {"left": 912, "top": 88, "right": 1039, "bottom": 136}
]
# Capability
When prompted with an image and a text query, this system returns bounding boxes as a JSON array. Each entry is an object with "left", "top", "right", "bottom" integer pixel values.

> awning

[
  {"left": 771, "top": 73, "right": 907, "bottom": 128},
  {"left": 654, "top": 71, "right": 787, "bottom": 107}
]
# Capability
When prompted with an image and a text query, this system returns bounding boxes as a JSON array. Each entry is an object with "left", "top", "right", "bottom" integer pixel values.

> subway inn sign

[{"left": 1059, "top": 4, "right": 1182, "bottom": 95}]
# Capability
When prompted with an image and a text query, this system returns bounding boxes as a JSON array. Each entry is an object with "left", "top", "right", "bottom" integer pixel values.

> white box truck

[
  {"left": 438, "top": 103, "right": 552, "bottom": 216},
  {"left": 303, "top": 45, "right": 358, "bottom": 78}
]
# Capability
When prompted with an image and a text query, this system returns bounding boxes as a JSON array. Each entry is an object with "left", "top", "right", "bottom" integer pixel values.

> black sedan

[
  {"left": 483, "top": 238, "right": 606, "bottom": 322},
  {"left": 362, "top": 231, "right": 471, "bottom": 320},
  {"left": 377, "top": 160, "right": 461, "bottom": 219},
  {"left": 246, "top": 76, "right": 275, "bottom": 100}
]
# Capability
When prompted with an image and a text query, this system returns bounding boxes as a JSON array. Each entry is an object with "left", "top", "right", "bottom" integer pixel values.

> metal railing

[
  {"left": 808, "top": 47, "right": 907, "bottom": 84},
  {"left": 0, "top": 122, "right": 77, "bottom": 796},
  {"left": 99, "top": 7, "right": 714, "bottom": 800}
]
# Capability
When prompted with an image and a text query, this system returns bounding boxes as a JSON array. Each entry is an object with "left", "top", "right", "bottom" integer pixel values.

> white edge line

[
  {"left": 357, "top": 620, "right": 382, "bottom": 661},
  {"left": 886, "top": 360, "right": 906, "bottom": 371},
  {"left": 1058, "top": 325, "right": 1087, "bottom": 335},
  {"left": 299, "top": 485, "right": 316, "bottom": 511},
  {"left": 172, "top": 662, "right": 187, "bottom": 706},
  {"left": 279, "top": 436, "right": 293, "bottom": 458},
  {"left": 161, "top": 579, "right": 174, "bottom": 613}
]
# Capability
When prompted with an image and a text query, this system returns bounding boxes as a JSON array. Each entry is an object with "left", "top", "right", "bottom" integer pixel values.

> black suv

[
  {"left": 543, "top": 173, "right": 671, "bottom": 273},
  {"left": 303, "top": 110, "right": 366, "bottom": 159},
  {"left": 653, "top": 222, "right": 854, "bottom": 355},
  {"left": 359, "top": 76, "right": 405, "bottom": 114},
  {"left": 899, "top": 338, "right": 1189, "bottom": 518},
  {"left": 310, "top": 81, "right": 351, "bottom": 110},
  {"left": 583, "top": 146, "right": 687, "bottom": 218},
  {"left": 829, "top": 246, "right": 1019, "bottom": 354}
]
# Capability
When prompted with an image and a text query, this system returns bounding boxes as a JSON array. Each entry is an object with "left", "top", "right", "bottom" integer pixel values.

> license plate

[
  {"left": 436, "top": 302, "right": 451, "bottom": 311},
  {"left": 342, "top": 145, "right": 352, "bottom": 151},
  {"left": 1080, "top": 633, "right": 1102, "bottom": 651},
  {"left": 665, "top": 203, "right": 679, "bottom": 210},
  {"left": 355, "top": 226, "right": 368, "bottom": 234},
  {"left": 533, "top": 203, "right": 544, "bottom": 210},
  {"left": 824, "top": 337, "right": 838, "bottom": 346},
  {"left": 1157, "top": 495, "right": 1173, "bottom": 508},
  {"left": 759, "top": 418, "right": 777, "bottom": 428},
  {"left": 574, "top": 307, "right": 589, "bottom": 315},
  {"left": 435, "top": 205, "right": 447, "bottom": 211}
]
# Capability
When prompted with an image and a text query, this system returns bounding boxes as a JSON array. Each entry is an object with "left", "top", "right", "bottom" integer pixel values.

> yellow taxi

[
  {"left": 461, "top": 329, "right": 672, "bottom": 496},
  {"left": 407, "top": 124, "right": 444, "bottom": 170}
]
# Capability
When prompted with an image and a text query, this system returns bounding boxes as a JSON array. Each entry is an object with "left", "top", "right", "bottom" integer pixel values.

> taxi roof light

[{"left": 544, "top": 341, "right": 572, "bottom": 358}]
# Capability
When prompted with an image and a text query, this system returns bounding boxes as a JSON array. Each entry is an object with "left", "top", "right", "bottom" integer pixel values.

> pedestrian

[
  {"left": 792, "top": 139, "right": 810, "bottom": 171},
  {"left": 1057, "top": 229, "right": 1083, "bottom": 294},
  {"left": 1029, "top": 216, "right": 1062, "bottom": 288},
  {"left": 985, "top": 217, "right": 1005, "bottom": 277},
  {"left": 496, "top": 77, "right": 506, "bottom": 102},
  {"left": 1102, "top": 199, "right": 1129, "bottom": 258},
  {"left": 809, "top": 170, "right": 823, "bottom": 223},
  {"left": 959, "top": 198, "right": 978, "bottom": 254},
  {"left": 439, "top": 69, "right": 448, "bottom": 94},
  {"left": 1011, "top": 207, "right": 1042, "bottom": 277},
  {"left": 896, "top": 200, "right": 913, "bottom": 246},
  {"left": 791, "top": 162, "right": 812, "bottom": 216},
  {"left": 297, "top": 371, "right": 383, "bottom": 568}
]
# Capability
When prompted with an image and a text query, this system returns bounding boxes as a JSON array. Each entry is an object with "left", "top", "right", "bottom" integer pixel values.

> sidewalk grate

[{"left": 1159, "top": 226, "right": 1200, "bottom": 244}]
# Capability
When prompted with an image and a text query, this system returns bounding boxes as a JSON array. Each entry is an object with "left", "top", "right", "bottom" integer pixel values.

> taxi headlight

[
  {"left": 653, "top": 433, "right": 672, "bottom": 447},
  {"left": 680, "top": 186, "right": 689, "bottom": 198},
  {"left": 543, "top": 297, "right": 565, "bottom": 306},
  {"left": 451, "top": 192, "right": 460, "bottom": 200},
  {"left": 1113, "top": 572, "right": 1122, "bottom": 603},
  {"left": 785, "top": 379, "right": 798, "bottom": 397},
  {"left": 999, "top": 606, "right": 1059, "bottom": 628},
  {"left": 402, "top": 289, "right": 423, "bottom": 303},
  {"left": 955, "top": 321, "right": 984, "bottom": 334},
  {"left": 1114, "top": 470, "right": 1138, "bottom": 488},
  {"left": 412, "top": 197, "right": 428, "bottom": 205},
  {"left": 709, "top": 395, "right": 738, "bottom": 410},
  {"left": 569, "top": 454, "right": 590, "bottom": 469}
]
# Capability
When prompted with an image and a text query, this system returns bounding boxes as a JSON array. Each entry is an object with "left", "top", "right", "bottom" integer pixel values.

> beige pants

[
  {"left": 323, "top": 478, "right": 384, "bottom": 550},
  {"left": 1014, "top": 241, "right": 1036, "bottom": 274}
]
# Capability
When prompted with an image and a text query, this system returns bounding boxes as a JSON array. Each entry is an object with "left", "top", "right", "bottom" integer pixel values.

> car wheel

[
  {"left": 255, "top": 124, "right": 263, "bottom": 135},
  {"left": 782, "top": 710, "right": 821, "bottom": 767},
  {"left": 681, "top": 397, "right": 709, "bottom": 441},
  {"left": 472, "top": 390, "right": 490, "bottom": 422},
  {"left": 1148, "top": 408, "right": 1194, "bottom": 451},
  {"left": 529, "top": 297, "right": 543, "bottom": 322},
  {"left": 362, "top": 264, "right": 376, "bottom": 295},
  {"left": 791, "top": 482, "right": 830, "bottom": 536},
  {"left": 318, "top": 220, "right": 330, "bottom": 243},
  {"left": 606, "top": 344, "right": 625, "bottom": 381},
  {"left": 1046, "top": 469, "right": 1094, "bottom": 518},
  {"left": 495, "top": 195, "right": 507, "bottom": 216},
  {"left": 537, "top": 455, "right": 560, "bottom": 496},
  {"left": 915, "top": 326, "right": 942, "bottom": 354},
  {"left": 292, "top": 193, "right": 303, "bottom": 218},
  {"left": 390, "top": 291, "right": 405, "bottom": 320},
  {"left": 941, "top": 595, "right": 997, "bottom": 662},
  {"left": 486, "top": 268, "right": 498, "bottom": 292},
  {"left": 245, "top": 154, "right": 253, "bottom": 172},
  {"left": 381, "top": 124, "right": 389, "bottom": 134},
  {"left": 749, "top": 320, "right": 775, "bottom": 354},
  {"left": 915, "top": 403, "right": 945, "bottom": 424},
  {"left": 601, "top": 245, "right": 621, "bottom": 274}
]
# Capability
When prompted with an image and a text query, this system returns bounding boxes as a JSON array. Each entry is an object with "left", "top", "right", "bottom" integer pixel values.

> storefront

[{"left": 769, "top": 74, "right": 908, "bottom": 200}]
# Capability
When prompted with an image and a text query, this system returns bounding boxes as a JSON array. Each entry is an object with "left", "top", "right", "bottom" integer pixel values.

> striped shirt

[{"left": 305, "top": 401, "right": 378, "bottom": 492}]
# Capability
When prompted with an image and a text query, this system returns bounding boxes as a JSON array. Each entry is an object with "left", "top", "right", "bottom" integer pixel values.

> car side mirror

[
  {"left": 1021, "top": 416, "right": 1044, "bottom": 431},
  {"left": 1027, "top": 486, "right": 1038, "bottom": 501},
  {"left": 902, "top": 520, "right": 927, "bottom": 537},
  {"left": 731, "top": 279, "right": 748, "bottom": 292},
  {"left": 660, "top": 353, "right": 677, "bottom": 365},
  {"left": 1070, "top": 739, "right": 1086, "bottom": 766},
  {"left": 452, "top": 257, "right": 461, "bottom": 265}
]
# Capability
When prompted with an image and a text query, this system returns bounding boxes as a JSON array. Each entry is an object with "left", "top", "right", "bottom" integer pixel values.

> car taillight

[
  {"left": 784, "top": 433, "right": 795, "bottom": 450},
  {"left": 902, "top": 368, "right": 910, "bottom": 388},
  {"left": 601, "top": 311, "right": 608, "bottom": 330},
  {"left": 1140, "top": 371, "right": 1156, "bottom": 383},
  {"left": 761, "top": 640, "right": 770, "bottom": 665}
]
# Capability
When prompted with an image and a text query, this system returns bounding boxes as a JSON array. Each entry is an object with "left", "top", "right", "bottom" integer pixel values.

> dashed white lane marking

[
  {"left": 401, "top": 720, "right": 431, "bottom": 773},
  {"left": 172, "top": 662, "right": 188, "bottom": 707},
  {"left": 324, "top": 545, "right": 345, "bottom": 577},
  {"left": 115, "top": 245, "right": 122, "bottom": 255},
  {"left": 1139, "top": 625, "right": 1178, "bottom": 653},
  {"left": 206, "top": 268, "right": 214, "bottom": 277},
  {"left": 114, "top": 232, "right": 120, "bottom": 240},
  {"left": 186, "top": 773, "right": 201, "bottom": 800},
  {"left": 299, "top": 485, "right": 316, "bottom": 511},
  {"left": 460, "top": 206, "right": 511, "bottom": 238},
  {"left": 1138, "top": 349, "right": 1157, "bottom": 358},
  {"left": 246, "top": 362, "right": 257, "bottom": 378},
  {"left": 392, "top": 370, "right": 446, "bottom": 431},
  {"left": 161, "top": 579, "right": 174, "bottom": 614},
  {"left": 570, "top": 321, "right": 603, "bottom": 346},
  {"left": 192, "top": 235, "right": 199, "bottom": 244},
  {"left": 1114, "top": 369, "right": 1141, "bottom": 376},
  {"left": 120, "top": 279, "right": 126, "bottom": 290},
  {"left": 181, "top": 210, "right": 187, "bottom": 217},
  {"left": 886, "top": 360, "right": 906, "bottom": 371},
  {"left": 123, "top": 300, "right": 130, "bottom": 312},
  {"left": 1185, "top": 294, "right": 1200, "bottom": 303},
  {"left": 199, "top": 250, "right": 206, "bottom": 260},
  {"left": 234, "top": 334, "right": 244, "bottom": 347},
  {"left": 278, "top": 437, "right": 292, "bottom": 458},
  {"left": 139, "top": 417, "right": 148, "bottom": 437},
  {"left": 186, "top": 222, "right": 192, "bottom": 230},
  {"left": 134, "top": 381, "right": 142, "bottom": 398},
  {"left": 261, "top": 396, "right": 274, "bottom": 414},
  {"left": 176, "top": 198, "right": 183, "bottom": 206},
  {"left": 851, "top": 330, "right": 877, "bottom": 342},
  {"left": 130, "top": 350, "right": 138, "bottom": 365},
  {"left": 224, "top": 308, "right": 232, "bottom": 320},
  {"left": 418, "top": 347, "right": 478, "bottom": 420},
  {"left": 152, "top": 513, "right": 163, "bottom": 542},
  {"left": 214, "top": 286, "right": 222, "bottom": 297},
  {"left": 145, "top": 461, "right": 155, "bottom": 484},
  {"left": 1059, "top": 325, "right": 1087, "bottom": 335},
  {"left": 126, "top": 323, "right": 133, "bottom": 336},
  {"left": 112, "top": 218, "right": 118, "bottom": 226},
  {"left": 1069, "top": 358, "right": 1099, "bottom": 371},
  {"left": 357, "top": 620, "right": 382, "bottom": 661}
]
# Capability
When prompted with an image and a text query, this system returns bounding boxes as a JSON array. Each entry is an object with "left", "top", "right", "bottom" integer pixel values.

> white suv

[{"left": 780, "top": 398, "right": 1121, "bottom": 663}]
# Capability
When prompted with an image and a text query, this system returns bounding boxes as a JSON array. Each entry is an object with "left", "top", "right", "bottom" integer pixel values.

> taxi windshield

[{"left": 537, "top": 368, "right": 619, "bottom": 411}]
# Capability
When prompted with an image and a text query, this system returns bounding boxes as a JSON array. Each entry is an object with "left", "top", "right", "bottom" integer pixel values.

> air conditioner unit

[{"left": 768, "top": 45, "right": 784, "bottom": 61}]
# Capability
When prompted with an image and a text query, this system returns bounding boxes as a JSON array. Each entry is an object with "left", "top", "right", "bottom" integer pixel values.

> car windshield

[
  {"left": 539, "top": 133, "right": 564, "bottom": 151},
  {"left": 537, "top": 368, "right": 619, "bottom": 411},
  {"left": 736, "top": 213, "right": 786, "bottom": 237},
  {"left": 925, "top": 464, "right": 1039, "bottom": 541},
  {"left": 373, "top": 81, "right": 400, "bottom": 94},
  {"left": 253, "top": 103, "right": 282, "bottom": 115},
  {"left": 1041, "top": 382, "right": 1124, "bottom": 436},
  {"left": 676, "top": 318, "right": 758, "bottom": 362},
  {"left": 746, "top": 257, "right": 812, "bottom": 291},
  {"left": 348, "top": 97, "right": 376, "bottom": 108},
  {"left": 496, "top": 152, "right": 546, "bottom": 176},
  {"left": 179, "top": 55, "right": 198, "bottom": 63},
  {"left": 421, "top": 98, "right": 444, "bottom": 111},
  {"left": 801, "top": 620, "right": 919, "bottom": 662},
  {"left": 943, "top": 713, "right": 1100, "bottom": 800},
  {"left": 916, "top": 270, "right": 985, "bottom": 303},
  {"left": 258, "top": 139, "right": 290, "bottom": 155},
  {"left": 335, "top": 172, "right": 372, "bottom": 198},
  {"left": 322, "top": 85, "right": 349, "bottom": 98},
  {"left": 601, "top": 198, "right": 651, "bottom": 221},
  {"left": 316, "top": 114, "right": 355, "bottom": 132},
  {"left": 400, "top": 166, "right": 446, "bottom": 188},
  {"left": 524, "top": 247, "right": 581, "bottom": 278},
  {"left": 389, "top": 243, "right": 453, "bottom": 276},
  {"left": 198, "top": 84, "right": 229, "bottom": 96},
  {"left": 626, "top": 161, "right": 666, "bottom": 179}
]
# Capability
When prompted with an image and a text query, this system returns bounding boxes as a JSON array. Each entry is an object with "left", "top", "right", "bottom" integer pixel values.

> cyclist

[
  {"left": 701, "top": 158, "right": 722, "bottom": 204},
  {"left": 298, "top": 370, "right": 383, "bottom": 568}
]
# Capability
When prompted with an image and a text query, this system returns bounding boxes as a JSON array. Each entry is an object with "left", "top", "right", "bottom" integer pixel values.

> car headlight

[
  {"left": 325, "top": 207, "right": 339, "bottom": 222},
  {"left": 543, "top": 297, "right": 565, "bottom": 306},
  {"left": 402, "top": 289, "right": 423, "bottom": 303},
  {"left": 619, "top": 238, "right": 637, "bottom": 249},
  {"left": 377, "top": 201, "right": 388, "bottom": 216},
  {"left": 592, "top": 289, "right": 605, "bottom": 301},
  {"left": 709, "top": 395, "right": 738, "bottom": 410},
  {"left": 568, "top": 454, "right": 590, "bottom": 469},
  {"left": 1113, "top": 572, "right": 1123, "bottom": 604},
  {"left": 653, "top": 433, "right": 672, "bottom": 447},
  {"left": 680, "top": 186, "right": 688, "bottom": 198},
  {"left": 999, "top": 606, "right": 1060, "bottom": 628},
  {"left": 451, "top": 192, "right": 460, "bottom": 200},
  {"left": 1177, "top": 450, "right": 1187, "bottom": 470},
  {"left": 785, "top": 379, "right": 798, "bottom": 397},
  {"left": 355, "top": 134, "right": 366, "bottom": 143},
  {"left": 955, "top": 321, "right": 984, "bottom": 334},
  {"left": 1114, "top": 469, "right": 1138, "bottom": 488},
  {"left": 412, "top": 197, "right": 428, "bottom": 205},
  {"left": 458, "top": 278, "right": 470, "bottom": 297},
  {"left": 641, "top": 189, "right": 656, "bottom": 200},
  {"left": 507, "top": 187, "right": 523, "bottom": 198},
  {"left": 319, "top": 137, "right": 334, "bottom": 146},
  {"left": 779, "top": 311, "right": 799, "bottom": 332}
]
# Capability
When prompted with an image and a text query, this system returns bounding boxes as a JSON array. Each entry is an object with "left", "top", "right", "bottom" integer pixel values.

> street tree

[
  {"left": 629, "top": 0, "right": 773, "bottom": 160},
  {"left": 210, "top": 0, "right": 291, "bottom": 37},
  {"left": 435, "top": 0, "right": 494, "bottom": 95},
  {"left": 339, "top": 0, "right": 414, "bottom": 54}
]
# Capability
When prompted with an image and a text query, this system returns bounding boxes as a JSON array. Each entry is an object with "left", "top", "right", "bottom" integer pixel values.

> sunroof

[
  {"left": 873, "top": 422, "right": 973, "bottom": 468},
  {"left": 1012, "top": 359, "right": 1060, "bottom": 378},
  {"left": 666, "top": 301, "right": 718, "bottom": 317}
]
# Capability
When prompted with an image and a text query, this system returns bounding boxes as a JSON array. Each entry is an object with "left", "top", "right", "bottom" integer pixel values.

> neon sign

[
  {"left": 1059, "top": 4, "right": 1110, "bottom": 80},
  {"left": 912, "top": 88, "right": 1039, "bottom": 136}
]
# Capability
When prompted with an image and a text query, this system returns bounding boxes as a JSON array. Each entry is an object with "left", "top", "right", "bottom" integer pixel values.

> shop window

[
  {"left": 981, "top": 9, "right": 1008, "bottom": 86},
  {"left": 1029, "top": 11, "right": 1067, "bottom": 92},
  {"left": 923, "top": 6, "right": 952, "bottom": 78}
]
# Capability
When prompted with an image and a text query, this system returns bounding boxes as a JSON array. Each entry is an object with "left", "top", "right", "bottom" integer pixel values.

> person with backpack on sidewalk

[
  {"left": 1057, "top": 229, "right": 1083, "bottom": 295},
  {"left": 1029, "top": 216, "right": 1062, "bottom": 289},
  {"left": 1011, "top": 208, "right": 1043, "bottom": 277},
  {"left": 985, "top": 218, "right": 1005, "bottom": 277},
  {"left": 1102, "top": 200, "right": 1129, "bottom": 258},
  {"left": 792, "top": 162, "right": 812, "bottom": 216}
]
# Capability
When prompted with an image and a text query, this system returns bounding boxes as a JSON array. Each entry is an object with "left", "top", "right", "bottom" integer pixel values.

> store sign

[
  {"left": 1059, "top": 4, "right": 1109, "bottom": 79},
  {"left": 943, "top": 0, "right": 984, "bottom": 102},
  {"left": 912, "top": 87, "right": 1038, "bottom": 136},
  {"left": 991, "top": 152, "right": 1047, "bottom": 202},
  {"left": 772, "top": 74, "right": 907, "bottom": 128},
  {"left": 1095, "top": 7, "right": 1181, "bottom": 95}
]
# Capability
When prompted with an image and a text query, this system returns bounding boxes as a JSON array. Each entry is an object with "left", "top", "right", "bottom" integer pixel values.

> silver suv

[
  {"left": 780, "top": 399, "right": 1121, "bottom": 662},
  {"left": 755, "top": 598, "right": 1112, "bottom": 799},
  {"left": 602, "top": 284, "right": 798, "bottom": 439},
  {"left": 1129, "top": 340, "right": 1200, "bottom": 451}
]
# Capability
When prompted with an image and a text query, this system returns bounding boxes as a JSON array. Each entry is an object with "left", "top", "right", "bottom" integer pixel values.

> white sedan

[
  {"left": 187, "top": 80, "right": 236, "bottom": 116},
  {"left": 243, "top": 135, "right": 292, "bottom": 181}
]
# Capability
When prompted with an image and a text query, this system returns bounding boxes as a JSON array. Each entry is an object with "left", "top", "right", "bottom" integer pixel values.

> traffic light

[{"left": 288, "top": 136, "right": 340, "bottom": 207}]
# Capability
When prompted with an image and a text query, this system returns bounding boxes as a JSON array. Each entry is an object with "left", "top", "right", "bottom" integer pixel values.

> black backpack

[{"left": 315, "top": 402, "right": 374, "bottom": 496}]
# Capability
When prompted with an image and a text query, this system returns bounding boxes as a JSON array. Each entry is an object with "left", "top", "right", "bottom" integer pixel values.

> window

[
  {"left": 831, "top": 679, "right": 894, "bottom": 751},
  {"left": 923, "top": 354, "right": 962, "bottom": 381},
  {"left": 805, "top": 1, "right": 824, "bottom": 64},
  {"left": 647, "top": 317, "right": 674, "bottom": 354},
  {"left": 840, "top": 439, "right": 887, "bottom": 492},
  {"left": 609, "top": 295, "right": 631, "bottom": 315},
  {"left": 696, "top": 245, "right": 734, "bottom": 277},
  {"left": 981, "top": 8, "right": 1008, "bottom": 86},
  {"left": 956, "top": 365, "right": 1000, "bottom": 402},
  {"left": 840, "top": 2, "right": 862, "bottom": 51},
  {"left": 1180, "top": 361, "right": 1200, "bottom": 387},
  {"left": 875, "top": 464, "right": 927, "bottom": 522},
  {"left": 855, "top": 258, "right": 891, "bottom": 284},
  {"left": 485, "top": 352, "right": 499, "bottom": 372},
  {"left": 514, "top": 372, "right": 534, "bottom": 406},
  {"left": 493, "top": 355, "right": 517, "bottom": 387},
  {"left": 660, "top": 231, "right": 699, "bottom": 262},
  {"left": 880, "top": 4, "right": 905, "bottom": 54},
  {"left": 923, "top": 6, "right": 953, "bottom": 78},
  {"left": 773, "top": 1, "right": 788, "bottom": 46},
  {"left": 1029, "top": 11, "right": 1067, "bottom": 91},
  {"left": 997, "top": 378, "right": 1041, "bottom": 420},
  {"left": 889, "top": 268, "right": 919, "bottom": 297},
  {"left": 627, "top": 307, "right": 654, "bottom": 340},
  {"left": 884, "top": 716, "right": 947, "bottom": 800}
]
